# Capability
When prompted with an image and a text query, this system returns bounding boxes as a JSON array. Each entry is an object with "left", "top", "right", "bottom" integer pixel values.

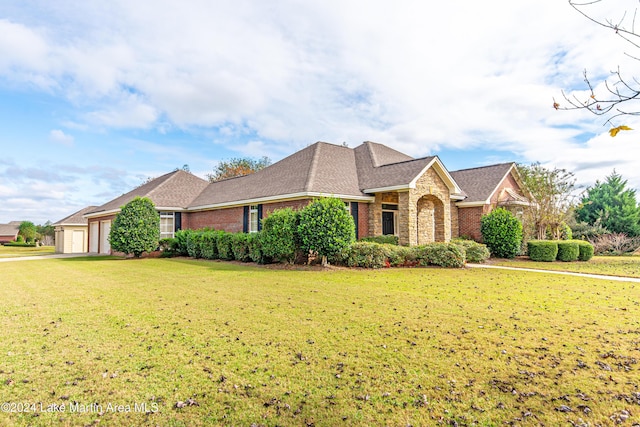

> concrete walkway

[
  {"left": 467, "top": 263, "right": 640, "bottom": 283},
  {"left": 0, "top": 253, "right": 103, "bottom": 263}
]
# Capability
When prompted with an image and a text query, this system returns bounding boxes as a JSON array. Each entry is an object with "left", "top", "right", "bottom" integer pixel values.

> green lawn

[
  {"left": 0, "top": 258, "right": 638, "bottom": 426},
  {"left": 0, "top": 245, "right": 55, "bottom": 258},
  {"left": 489, "top": 255, "right": 640, "bottom": 278}
]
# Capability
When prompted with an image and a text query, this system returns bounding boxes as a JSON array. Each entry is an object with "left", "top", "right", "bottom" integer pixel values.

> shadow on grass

[{"left": 58, "top": 255, "right": 121, "bottom": 262}]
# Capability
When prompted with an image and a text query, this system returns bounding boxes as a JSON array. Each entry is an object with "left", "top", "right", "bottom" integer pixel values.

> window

[
  {"left": 249, "top": 205, "right": 259, "bottom": 233},
  {"left": 160, "top": 212, "right": 175, "bottom": 239}
]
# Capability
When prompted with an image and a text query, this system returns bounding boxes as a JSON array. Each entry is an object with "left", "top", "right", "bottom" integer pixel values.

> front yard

[
  {"left": 0, "top": 245, "right": 55, "bottom": 258},
  {"left": 490, "top": 255, "right": 640, "bottom": 278},
  {"left": 0, "top": 257, "right": 638, "bottom": 426}
]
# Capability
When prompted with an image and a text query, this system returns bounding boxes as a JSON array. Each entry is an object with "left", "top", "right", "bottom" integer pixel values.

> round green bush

[
  {"left": 414, "top": 243, "right": 465, "bottom": 268},
  {"left": 480, "top": 208, "right": 523, "bottom": 259},
  {"left": 556, "top": 241, "right": 579, "bottom": 262},
  {"left": 527, "top": 240, "right": 558, "bottom": 262},
  {"left": 298, "top": 197, "right": 355, "bottom": 265},
  {"left": 342, "top": 241, "right": 387, "bottom": 268},
  {"left": 452, "top": 239, "right": 490, "bottom": 263},
  {"left": 261, "top": 208, "right": 299, "bottom": 263},
  {"left": 109, "top": 197, "right": 160, "bottom": 257},
  {"left": 576, "top": 240, "right": 594, "bottom": 261}
]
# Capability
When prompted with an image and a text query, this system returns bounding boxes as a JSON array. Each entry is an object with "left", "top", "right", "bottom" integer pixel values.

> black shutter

[
  {"left": 243, "top": 206, "right": 249, "bottom": 233},
  {"left": 174, "top": 212, "right": 182, "bottom": 231},
  {"left": 257, "top": 204, "right": 263, "bottom": 231},
  {"left": 350, "top": 202, "right": 359, "bottom": 239}
]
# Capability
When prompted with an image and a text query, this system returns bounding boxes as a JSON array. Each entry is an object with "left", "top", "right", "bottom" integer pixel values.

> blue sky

[{"left": 2, "top": 0, "right": 640, "bottom": 224}]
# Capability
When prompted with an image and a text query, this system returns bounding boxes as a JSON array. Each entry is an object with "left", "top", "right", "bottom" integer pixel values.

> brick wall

[
  {"left": 184, "top": 207, "right": 245, "bottom": 233},
  {"left": 457, "top": 206, "right": 484, "bottom": 241},
  {"left": 184, "top": 198, "right": 369, "bottom": 238}
]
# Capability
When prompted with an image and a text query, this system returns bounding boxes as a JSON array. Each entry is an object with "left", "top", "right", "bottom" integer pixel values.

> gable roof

[
  {"left": 189, "top": 142, "right": 367, "bottom": 209},
  {"left": 86, "top": 170, "right": 209, "bottom": 217},
  {"left": 450, "top": 163, "right": 517, "bottom": 205},
  {"left": 0, "top": 222, "right": 20, "bottom": 237},
  {"left": 355, "top": 142, "right": 462, "bottom": 194},
  {"left": 53, "top": 206, "right": 97, "bottom": 226}
]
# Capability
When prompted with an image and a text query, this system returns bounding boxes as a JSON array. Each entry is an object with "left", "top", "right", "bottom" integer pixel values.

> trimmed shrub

[
  {"left": 247, "top": 232, "right": 271, "bottom": 264},
  {"left": 200, "top": 230, "right": 222, "bottom": 260},
  {"left": 383, "top": 244, "right": 415, "bottom": 267},
  {"left": 298, "top": 197, "right": 356, "bottom": 265},
  {"left": 527, "top": 240, "right": 558, "bottom": 262},
  {"left": 452, "top": 239, "right": 490, "bottom": 263},
  {"left": 173, "top": 229, "right": 193, "bottom": 256},
  {"left": 16, "top": 235, "right": 24, "bottom": 243},
  {"left": 216, "top": 232, "right": 235, "bottom": 261},
  {"left": 415, "top": 243, "right": 466, "bottom": 268},
  {"left": 577, "top": 240, "right": 594, "bottom": 261},
  {"left": 360, "top": 235, "right": 399, "bottom": 245},
  {"left": 109, "top": 197, "right": 160, "bottom": 257},
  {"left": 186, "top": 230, "right": 204, "bottom": 258},
  {"left": 556, "top": 240, "right": 579, "bottom": 262},
  {"left": 261, "top": 208, "right": 299, "bottom": 263},
  {"left": 231, "top": 233, "right": 252, "bottom": 262},
  {"left": 480, "top": 208, "right": 523, "bottom": 259},
  {"left": 3, "top": 241, "right": 37, "bottom": 247},
  {"left": 341, "top": 241, "right": 387, "bottom": 268}
]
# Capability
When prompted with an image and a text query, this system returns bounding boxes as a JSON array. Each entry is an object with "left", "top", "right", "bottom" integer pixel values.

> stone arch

[{"left": 417, "top": 195, "right": 445, "bottom": 244}]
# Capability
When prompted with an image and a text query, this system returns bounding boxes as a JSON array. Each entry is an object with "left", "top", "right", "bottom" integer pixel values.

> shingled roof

[
  {"left": 53, "top": 206, "right": 97, "bottom": 226},
  {"left": 86, "top": 170, "right": 209, "bottom": 216},
  {"left": 189, "top": 142, "right": 367, "bottom": 208},
  {"left": 0, "top": 222, "right": 20, "bottom": 238},
  {"left": 450, "top": 163, "right": 516, "bottom": 204}
]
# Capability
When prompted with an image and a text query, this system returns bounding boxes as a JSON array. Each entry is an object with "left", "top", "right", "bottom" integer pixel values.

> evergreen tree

[
  {"left": 575, "top": 171, "right": 640, "bottom": 236},
  {"left": 109, "top": 197, "right": 160, "bottom": 257}
]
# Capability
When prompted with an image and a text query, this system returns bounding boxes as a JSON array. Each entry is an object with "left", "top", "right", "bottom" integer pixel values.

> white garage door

[
  {"left": 90, "top": 222, "right": 99, "bottom": 253},
  {"left": 72, "top": 230, "right": 85, "bottom": 253},
  {"left": 100, "top": 221, "right": 111, "bottom": 254}
]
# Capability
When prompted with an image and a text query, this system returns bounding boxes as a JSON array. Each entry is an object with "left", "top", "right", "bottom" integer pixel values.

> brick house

[
  {"left": 0, "top": 221, "right": 21, "bottom": 243},
  {"left": 83, "top": 141, "right": 530, "bottom": 253}
]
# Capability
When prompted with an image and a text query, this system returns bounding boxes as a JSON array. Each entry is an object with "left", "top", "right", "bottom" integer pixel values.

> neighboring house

[
  {"left": 53, "top": 206, "right": 97, "bottom": 253},
  {"left": 0, "top": 221, "right": 21, "bottom": 243},
  {"left": 84, "top": 141, "right": 531, "bottom": 253},
  {"left": 451, "top": 163, "right": 531, "bottom": 241}
]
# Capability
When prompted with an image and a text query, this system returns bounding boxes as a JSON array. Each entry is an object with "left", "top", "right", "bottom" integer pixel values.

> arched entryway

[{"left": 416, "top": 195, "right": 445, "bottom": 244}]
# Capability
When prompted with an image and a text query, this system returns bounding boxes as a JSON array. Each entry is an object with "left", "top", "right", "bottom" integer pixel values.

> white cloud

[
  {"left": 1, "top": 0, "right": 640, "bottom": 223},
  {"left": 49, "top": 129, "right": 74, "bottom": 146}
]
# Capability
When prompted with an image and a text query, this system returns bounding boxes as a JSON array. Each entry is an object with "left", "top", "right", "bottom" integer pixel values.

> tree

[
  {"left": 207, "top": 156, "right": 271, "bottom": 182},
  {"left": 109, "top": 197, "right": 160, "bottom": 257},
  {"left": 556, "top": 0, "right": 640, "bottom": 134},
  {"left": 18, "top": 221, "right": 37, "bottom": 243},
  {"left": 575, "top": 171, "right": 640, "bottom": 236},
  {"left": 518, "top": 163, "right": 576, "bottom": 240},
  {"left": 480, "top": 208, "right": 523, "bottom": 259},
  {"left": 36, "top": 221, "right": 55, "bottom": 246},
  {"left": 297, "top": 198, "right": 355, "bottom": 266}
]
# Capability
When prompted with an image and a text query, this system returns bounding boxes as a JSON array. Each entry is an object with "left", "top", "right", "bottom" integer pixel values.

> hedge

[
  {"left": 556, "top": 241, "right": 579, "bottom": 262},
  {"left": 360, "top": 235, "right": 399, "bottom": 245},
  {"left": 231, "top": 233, "right": 252, "bottom": 262},
  {"left": 451, "top": 239, "right": 490, "bottom": 263},
  {"left": 527, "top": 240, "right": 558, "bottom": 262},
  {"left": 577, "top": 240, "right": 594, "bottom": 261},
  {"left": 414, "top": 243, "right": 466, "bottom": 268},
  {"left": 216, "top": 232, "right": 235, "bottom": 261},
  {"left": 340, "top": 241, "right": 388, "bottom": 268},
  {"left": 2, "top": 241, "right": 37, "bottom": 247}
]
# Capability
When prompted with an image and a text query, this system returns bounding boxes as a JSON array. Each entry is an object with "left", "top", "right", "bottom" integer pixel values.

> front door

[{"left": 382, "top": 211, "right": 395, "bottom": 235}]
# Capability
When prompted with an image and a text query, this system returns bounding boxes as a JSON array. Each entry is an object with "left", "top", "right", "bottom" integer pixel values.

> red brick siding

[
  {"left": 184, "top": 207, "right": 245, "bottom": 233},
  {"left": 356, "top": 202, "right": 369, "bottom": 239},
  {"left": 262, "top": 199, "right": 312, "bottom": 216},
  {"left": 457, "top": 206, "right": 484, "bottom": 242}
]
